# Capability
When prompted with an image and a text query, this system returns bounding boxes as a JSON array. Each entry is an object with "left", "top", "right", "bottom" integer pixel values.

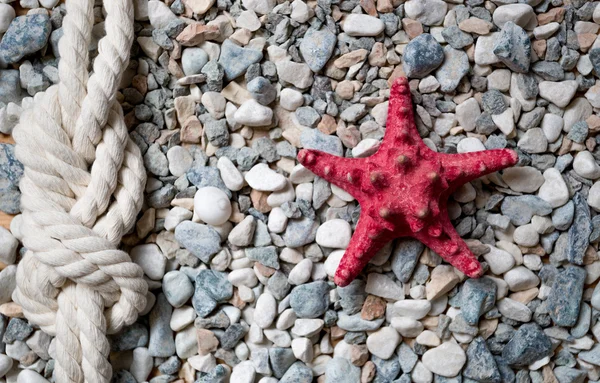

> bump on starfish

[{"left": 298, "top": 77, "right": 519, "bottom": 287}]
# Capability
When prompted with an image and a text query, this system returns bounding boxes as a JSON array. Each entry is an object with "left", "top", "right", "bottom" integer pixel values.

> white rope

[{"left": 12, "top": 1, "right": 148, "bottom": 382}]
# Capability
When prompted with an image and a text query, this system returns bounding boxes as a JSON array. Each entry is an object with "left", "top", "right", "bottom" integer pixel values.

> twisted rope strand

[{"left": 13, "top": 1, "right": 147, "bottom": 382}]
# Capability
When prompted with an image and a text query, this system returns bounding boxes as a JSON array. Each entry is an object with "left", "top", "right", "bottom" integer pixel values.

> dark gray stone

[
  {"left": 567, "top": 193, "right": 592, "bottom": 265},
  {"left": 269, "top": 347, "right": 297, "bottom": 379},
  {"left": 204, "top": 118, "right": 229, "bottom": 147},
  {"left": 148, "top": 294, "right": 176, "bottom": 357},
  {"left": 500, "top": 195, "right": 553, "bottom": 226},
  {"left": 441, "top": 26, "right": 473, "bottom": 49},
  {"left": 460, "top": 277, "right": 497, "bottom": 325},
  {"left": 245, "top": 246, "right": 280, "bottom": 269},
  {"left": 402, "top": 34, "right": 444, "bottom": 78},
  {"left": 337, "top": 280, "right": 366, "bottom": 315},
  {"left": 283, "top": 217, "right": 319, "bottom": 247},
  {"left": 109, "top": 323, "right": 148, "bottom": 352},
  {"left": 186, "top": 165, "right": 231, "bottom": 197},
  {"left": 371, "top": 355, "right": 401, "bottom": 381},
  {"left": 2, "top": 318, "right": 32, "bottom": 344},
  {"left": 391, "top": 239, "right": 424, "bottom": 283},
  {"left": 296, "top": 106, "right": 321, "bottom": 128},
  {"left": 502, "top": 323, "right": 552, "bottom": 366},
  {"left": 547, "top": 266, "right": 586, "bottom": 327},
  {"left": 196, "top": 269, "right": 233, "bottom": 302},
  {"left": 174, "top": 221, "right": 222, "bottom": 263},
  {"left": 290, "top": 281, "right": 330, "bottom": 318},
  {"left": 493, "top": 21, "right": 531, "bottom": 73},
  {"left": 0, "top": 70, "right": 21, "bottom": 104},
  {"left": 567, "top": 121, "right": 588, "bottom": 144},
  {"left": 220, "top": 323, "right": 246, "bottom": 349},
  {"left": 463, "top": 337, "right": 501, "bottom": 383},
  {"left": 531, "top": 61, "right": 565, "bottom": 81},
  {"left": 482, "top": 89, "right": 507, "bottom": 115},
  {"left": 247, "top": 76, "right": 277, "bottom": 105}
]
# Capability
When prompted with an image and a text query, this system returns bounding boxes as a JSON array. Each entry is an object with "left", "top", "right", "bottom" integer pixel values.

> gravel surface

[{"left": 3, "top": 0, "right": 600, "bottom": 382}]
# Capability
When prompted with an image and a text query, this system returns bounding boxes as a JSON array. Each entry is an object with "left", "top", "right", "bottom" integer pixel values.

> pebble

[
  {"left": 276, "top": 60, "right": 313, "bottom": 89},
  {"left": 463, "top": 337, "right": 502, "bottom": 382},
  {"left": 290, "top": 281, "right": 330, "bottom": 318},
  {"left": 0, "top": 226, "right": 18, "bottom": 265},
  {"left": 217, "top": 156, "right": 244, "bottom": 191},
  {"left": 194, "top": 187, "right": 231, "bottom": 226},
  {"left": 392, "top": 300, "right": 431, "bottom": 320},
  {"left": 325, "top": 357, "right": 361, "bottom": 383},
  {"left": 567, "top": 193, "right": 593, "bottom": 265},
  {"left": 461, "top": 277, "right": 496, "bottom": 325},
  {"left": 181, "top": 48, "right": 209, "bottom": 76},
  {"left": 538, "top": 80, "right": 578, "bottom": 108},
  {"left": 299, "top": 28, "right": 337, "bottom": 73},
  {"left": 502, "top": 323, "right": 552, "bottom": 366},
  {"left": 300, "top": 128, "right": 343, "bottom": 156},
  {"left": 538, "top": 168, "right": 569, "bottom": 208},
  {"left": 435, "top": 46, "right": 469, "bottom": 93},
  {"left": 130, "top": 244, "right": 166, "bottom": 280},
  {"left": 0, "top": 15, "right": 51, "bottom": 64},
  {"left": 242, "top": 0, "right": 275, "bottom": 15},
  {"left": 547, "top": 266, "right": 586, "bottom": 327},
  {"left": 493, "top": 21, "right": 531, "bottom": 73},
  {"left": 422, "top": 342, "right": 466, "bottom": 378},
  {"left": 254, "top": 292, "right": 277, "bottom": 328},
  {"left": 174, "top": 221, "right": 222, "bottom": 263},
  {"left": 0, "top": 4, "right": 15, "bottom": 34},
  {"left": 162, "top": 271, "right": 194, "bottom": 308},
  {"left": 148, "top": 0, "right": 178, "bottom": 29},
  {"left": 574, "top": 151, "right": 600, "bottom": 179},
  {"left": 17, "top": 370, "right": 49, "bottom": 383},
  {"left": 503, "top": 166, "right": 544, "bottom": 193},
  {"left": 219, "top": 39, "right": 263, "bottom": 80},
  {"left": 245, "top": 163, "right": 286, "bottom": 191},
  {"left": 504, "top": 266, "right": 540, "bottom": 292},
  {"left": 148, "top": 294, "right": 176, "bottom": 357},
  {"left": 492, "top": 4, "right": 536, "bottom": 29},
  {"left": 403, "top": 34, "right": 444, "bottom": 79},
  {"left": 366, "top": 327, "right": 400, "bottom": 359},
  {"left": 315, "top": 219, "right": 351, "bottom": 248},
  {"left": 280, "top": 88, "right": 304, "bottom": 111},
  {"left": 404, "top": 0, "right": 447, "bottom": 26},
  {"left": 501, "top": 195, "right": 552, "bottom": 226},
  {"left": 234, "top": 99, "right": 273, "bottom": 127},
  {"left": 342, "top": 14, "right": 385, "bottom": 37}
]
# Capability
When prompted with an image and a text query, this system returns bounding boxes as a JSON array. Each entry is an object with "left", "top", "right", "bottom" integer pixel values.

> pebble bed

[{"left": 2, "top": 0, "right": 600, "bottom": 382}]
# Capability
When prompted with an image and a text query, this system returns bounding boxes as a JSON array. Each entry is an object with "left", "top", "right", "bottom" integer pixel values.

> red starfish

[{"left": 298, "top": 78, "right": 518, "bottom": 287}]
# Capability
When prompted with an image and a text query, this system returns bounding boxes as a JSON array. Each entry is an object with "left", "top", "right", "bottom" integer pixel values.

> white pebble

[
  {"left": 502, "top": 166, "right": 544, "bottom": 193},
  {"left": 234, "top": 99, "right": 273, "bottom": 127},
  {"left": 342, "top": 14, "right": 385, "bottom": 36},
  {"left": 0, "top": 226, "right": 18, "bottom": 265},
  {"left": 291, "top": 337, "right": 313, "bottom": 363},
  {"left": 504, "top": 266, "right": 540, "bottom": 292},
  {"left": 482, "top": 246, "right": 515, "bottom": 275},
  {"left": 280, "top": 88, "right": 304, "bottom": 111},
  {"left": 390, "top": 317, "right": 424, "bottom": 338},
  {"left": 367, "top": 327, "right": 401, "bottom": 359},
  {"left": 392, "top": 300, "right": 431, "bottom": 320},
  {"left": 315, "top": 219, "right": 352, "bottom": 248},
  {"left": 217, "top": 156, "right": 245, "bottom": 191},
  {"left": 164, "top": 207, "right": 193, "bottom": 231},
  {"left": 228, "top": 268, "right": 258, "bottom": 287},
  {"left": 538, "top": 168, "right": 569, "bottom": 208},
  {"left": 288, "top": 259, "right": 313, "bottom": 285},
  {"left": 167, "top": 146, "right": 193, "bottom": 177},
  {"left": 0, "top": 4, "right": 15, "bottom": 33},
  {"left": 194, "top": 187, "right": 232, "bottom": 226},
  {"left": 231, "top": 361, "right": 256, "bottom": 383},
  {"left": 574, "top": 151, "right": 600, "bottom": 180},
  {"left": 512, "top": 224, "right": 539, "bottom": 247},
  {"left": 17, "top": 370, "right": 49, "bottom": 383},
  {"left": 267, "top": 207, "right": 288, "bottom": 233},
  {"left": 130, "top": 244, "right": 166, "bottom": 280},
  {"left": 245, "top": 163, "right": 287, "bottom": 191},
  {"left": 254, "top": 292, "right": 277, "bottom": 328},
  {"left": 416, "top": 330, "right": 440, "bottom": 347},
  {"left": 422, "top": 342, "right": 466, "bottom": 378},
  {"left": 538, "top": 80, "right": 578, "bottom": 108}
]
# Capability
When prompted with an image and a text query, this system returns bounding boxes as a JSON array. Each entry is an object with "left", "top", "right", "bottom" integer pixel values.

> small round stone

[
  {"left": 315, "top": 219, "right": 352, "bottom": 249},
  {"left": 194, "top": 186, "right": 232, "bottom": 226}
]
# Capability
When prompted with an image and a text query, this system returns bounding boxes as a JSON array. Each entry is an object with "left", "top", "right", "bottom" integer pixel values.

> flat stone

[
  {"left": 435, "top": 46, "right": 469, "bottom": 92},
  {"left": 501, "top": 195, "right": 553, "bottom": 226},
  {"left": 422, "top": 342, "right": 466, "bottom": 378},
  {"left": 0, "top": 14, "right": 51, "bottom": 64},
  {"left": 342, "top": 14, "right": 385, "bottom": 37},
  {"left": 547, "top": 266, "right": 586, "bottom": 327},
  {"left": 174, "top": 221, "right": 222, "bottom": 263},
  {"left": 502, "top": 323, "right": 552, "bottom": 366},
  {"left": 299, "top": 27, "right": 337, "bottom": 73}
]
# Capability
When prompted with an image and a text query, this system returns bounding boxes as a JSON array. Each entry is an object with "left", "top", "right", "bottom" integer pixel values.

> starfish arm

[
  {"left": 380, "top": 78, "right": 424, "bottom": 151},
  {"left": 297, "top": 149, "right": 364, "bottom": 195},
  {"left": 439, "top": 149, "right": 518, "bottom": 188},
  {"left": 416, "top": 214, "right": 483, "bottom": 278},
  {"left": 334, "top": 214, "right": 388, "bottom": 287}
]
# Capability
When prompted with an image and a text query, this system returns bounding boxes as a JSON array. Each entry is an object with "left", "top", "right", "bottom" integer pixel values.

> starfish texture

[{"left": 298, "top": 77, "right": 519, "bottom": 287}]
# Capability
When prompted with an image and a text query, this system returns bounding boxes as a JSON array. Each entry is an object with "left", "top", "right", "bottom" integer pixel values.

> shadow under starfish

[{"left": 298, "top": 77, "right": 519, "bottom": 287}]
